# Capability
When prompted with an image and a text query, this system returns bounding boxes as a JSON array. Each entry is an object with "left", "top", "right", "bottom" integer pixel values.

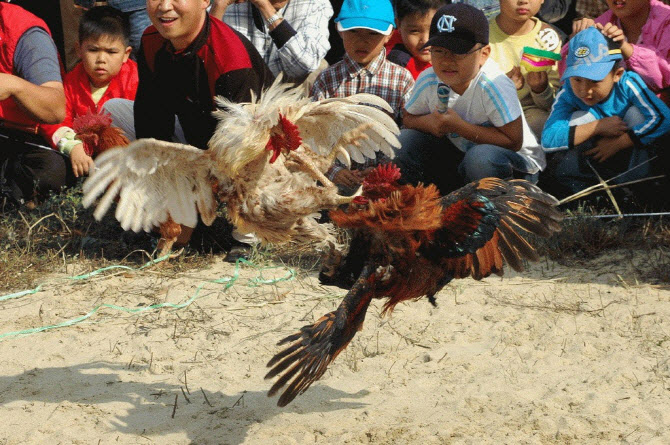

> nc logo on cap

[
  {"left": 575, "top": 46, "right": 590, "bottom": 58},
  {"left": 436, "top": 15, "right": 457, "bottom": 33}
]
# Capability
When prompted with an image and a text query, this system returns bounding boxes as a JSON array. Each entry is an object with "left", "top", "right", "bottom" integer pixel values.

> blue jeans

[
  {"left": 102, "top": 98, "right": 186, "bottom": 143},
  {"left": 395, "top": 129, "right": 537, "bottom": 194}
]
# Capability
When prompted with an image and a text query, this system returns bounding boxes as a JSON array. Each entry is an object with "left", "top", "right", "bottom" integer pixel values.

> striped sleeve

[
  {"left": 623, "top": 72, "right": 670, "bottom": 146},
  {"left": 405, "top": 70, "right": 438, "bottom": 115},
  {"left": 479, "top": 73, "right": 520, "bottom": 127}
]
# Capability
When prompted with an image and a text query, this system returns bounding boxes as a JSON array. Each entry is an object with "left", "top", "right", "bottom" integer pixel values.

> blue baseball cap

[
  {"left": 335, "top": 0, "right": 395, "bottom": 36},
  {"left": 562, "top": 27, "right": 623, "bottom": 82}
]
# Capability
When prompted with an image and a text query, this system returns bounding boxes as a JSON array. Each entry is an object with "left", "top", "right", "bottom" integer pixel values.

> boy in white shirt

[{"left": 396, "top": 3, "right": 545, "bottom": 194}]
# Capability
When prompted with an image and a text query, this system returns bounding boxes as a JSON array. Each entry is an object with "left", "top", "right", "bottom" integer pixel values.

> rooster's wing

[
  {"left": 429, "top": 178, "right": 563, "bottom": 280},
  {"left": 213, "top": 77, "right": 401, "bottom": 171},
  {"left": 82, "top": 138, "right": 226, "bottom": 232}
]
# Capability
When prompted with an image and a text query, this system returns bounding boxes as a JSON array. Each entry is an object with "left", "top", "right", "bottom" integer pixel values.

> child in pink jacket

[{"left": 561, "top": 0, "right": 670, "bottom": 104}]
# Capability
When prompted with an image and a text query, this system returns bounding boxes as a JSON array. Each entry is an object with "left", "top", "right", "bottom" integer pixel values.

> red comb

[
  {"left": 266, "top": 114, "right": 302, "bottom": 163},
  {"left": 363, "top": 164, "right": 401, "bottom": 189},
  {"left": 72, "top": 110, "right": 113, "bottom": 133}
]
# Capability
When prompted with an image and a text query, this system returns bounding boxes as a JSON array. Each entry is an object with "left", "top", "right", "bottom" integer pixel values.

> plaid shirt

[
  {"left": 222, "top": 0, "right": 332, "bottom": 80},
  {"left": 311, "top": 50, "right": 414, "bottom": 182}
]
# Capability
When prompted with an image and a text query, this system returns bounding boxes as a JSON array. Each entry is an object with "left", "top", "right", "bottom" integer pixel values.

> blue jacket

[{"left": 542, "top": 70, "right": 670, "bottom": 150}]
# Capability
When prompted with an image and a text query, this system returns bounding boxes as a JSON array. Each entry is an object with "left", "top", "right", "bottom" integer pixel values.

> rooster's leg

[
  {"left": 289, "top": 124, "right": 371, "bottom": 190},
  {"left": 326, "top": 123, "right": 372, "bottom": 167},
  {"left": 157, "top": 218, "right": 193, "bottom": 258},
  {"left": 266, "top": 264, "right": 375, "bottom": 406}
]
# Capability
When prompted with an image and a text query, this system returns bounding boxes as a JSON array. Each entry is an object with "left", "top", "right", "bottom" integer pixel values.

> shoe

[{"left": 224, "top": 244, "right": 252, "bottom": 263}]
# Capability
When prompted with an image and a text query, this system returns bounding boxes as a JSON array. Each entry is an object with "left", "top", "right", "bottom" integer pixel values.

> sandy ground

[{"left": 1, "top": 251, "right": 670, "bottom": 444}]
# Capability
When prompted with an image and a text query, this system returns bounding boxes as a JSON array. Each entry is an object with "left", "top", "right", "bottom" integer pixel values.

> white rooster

[{"left": 82, "top": 78, "right": 400, "bottom": 254}]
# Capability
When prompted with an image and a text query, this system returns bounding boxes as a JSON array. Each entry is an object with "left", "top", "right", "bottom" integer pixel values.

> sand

[{"left": 1, "top": 252, "right": 669, "bottom": 444}]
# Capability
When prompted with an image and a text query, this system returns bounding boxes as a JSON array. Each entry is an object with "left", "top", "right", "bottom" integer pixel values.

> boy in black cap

[{"left": 395, "top": 3, "right": 545, "bottom": 194}]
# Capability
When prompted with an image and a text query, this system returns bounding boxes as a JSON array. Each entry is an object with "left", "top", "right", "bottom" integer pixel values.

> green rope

[
  {"left": 0, "top": 256, "right": 294, "bottom": 341},
  {"left": 0, "top": 254, "right": 172, "bottom": 303}
]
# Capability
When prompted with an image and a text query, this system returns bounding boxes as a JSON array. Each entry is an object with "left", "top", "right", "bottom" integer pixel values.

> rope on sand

[{"left": 0, "top": 257, "right": 295, "bottom": 341}]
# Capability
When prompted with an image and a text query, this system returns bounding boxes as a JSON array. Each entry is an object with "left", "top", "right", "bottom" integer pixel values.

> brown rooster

[
  {"left": 82, "top": 77, "right": 400, "bottom": 254},
  {"left": 265, "top": 164, "right": 563, "bottom": 406},
  {"left": 71, "top": 111, "right": 129, "bottom": 157}
]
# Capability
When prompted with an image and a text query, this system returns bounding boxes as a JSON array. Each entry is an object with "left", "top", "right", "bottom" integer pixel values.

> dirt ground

[{"left": 1, "top": 252, "right": 669, "bottom": 444}]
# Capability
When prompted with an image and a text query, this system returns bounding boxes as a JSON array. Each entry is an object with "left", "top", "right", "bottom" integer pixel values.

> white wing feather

[
  {"left": 82, "top": 138, "right": 224, "bottom": 232},
  {"left": 213, "top": 77, "right": 401, "bottom": 171}
]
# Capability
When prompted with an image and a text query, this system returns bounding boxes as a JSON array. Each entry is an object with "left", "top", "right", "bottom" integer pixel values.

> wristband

[{"left": 266, "top": 12, "right": 283, "bottom": 26}]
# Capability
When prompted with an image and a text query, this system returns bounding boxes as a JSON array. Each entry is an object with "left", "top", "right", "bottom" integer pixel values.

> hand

[
  {"left": 596, "top": 22, "right": 624, "bottom": 43},
  {"left": 209, "top": 0, "right": 246, "bottom": 19},
  {"left": 595, "top": 22, "right": 633, "bottom": 58},
  {"left": 571, "top": 18, "right": 595, "bottom": 38},
  {"left": 595, "top": 116, "right": 628, "bottom": 138},
  {"left": 506, "top": 66, "right": 525, "bottom": 90},
  {"left": 428, "top": 109, "right": 460, "bottom": 138},
  {"left": 333, "top": 169, "right": 364, "bottom": 189},
  {"left": 70, "top": 143, "right": 95, "bottom": 178},
  {"left": 583, "top": 135, "right": 630, "bottom": 162},
  {"left": 526, "top": 70, "right": 549, "bottom": 94}
]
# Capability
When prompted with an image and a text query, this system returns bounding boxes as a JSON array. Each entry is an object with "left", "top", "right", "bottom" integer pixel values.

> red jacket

[
  {"left": 41, "top": 58, "right": 138, "bottom": 147},
  {"left": 384, "top": 30, "right": 431, "bottom": 80},
  {"left": 0, "top": 3, "right": 52, "bottom": 133}
]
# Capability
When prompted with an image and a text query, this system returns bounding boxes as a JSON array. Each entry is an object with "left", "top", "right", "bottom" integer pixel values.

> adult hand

[
  {"left": 506, "top": 66, "right": 525, "bottom": 90},
  {"left": 70, "top": 143, "right": 95, "bottom": 178},
  {"left": 595, "top": 116, "right": 628, "bottom": 138},
  {"left": 571, "top": 18, "right": 595, "bottom": 38},
  {"left": 210, "top": 0, "right": 246, "bottom": 19},
  {"left": 527, "top": 70, "right": 549, "bottom": 94},
  {"left": 333, "top": 169, "right": 364, "bottom": 189}
]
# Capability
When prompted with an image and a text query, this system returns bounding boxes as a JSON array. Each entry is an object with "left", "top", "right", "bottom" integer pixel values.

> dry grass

[{"left": 0, "top": 185, "right": 215, "bottom": 293}]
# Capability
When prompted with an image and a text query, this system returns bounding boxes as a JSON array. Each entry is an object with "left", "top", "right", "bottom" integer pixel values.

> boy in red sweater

[{"left": 42, "top": 6, "right": 138, "bottom": 178}]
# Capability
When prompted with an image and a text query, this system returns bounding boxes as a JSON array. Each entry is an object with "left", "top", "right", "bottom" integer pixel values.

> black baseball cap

[{"left": 422, "top": 3, "right": 489, "bottom": 54}]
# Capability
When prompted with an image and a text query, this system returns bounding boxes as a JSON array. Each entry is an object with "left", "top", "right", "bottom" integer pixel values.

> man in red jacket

[
  {"left": 0, "top": 1, "right": 68, "bottom": 209},
  {"left": 103, "top": 0, "right": 273, "bottom": 260}
]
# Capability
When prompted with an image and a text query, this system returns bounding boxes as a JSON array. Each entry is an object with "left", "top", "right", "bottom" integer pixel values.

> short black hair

[
  {"left": 79, "top": 5, "right": 130, "bottom": 46},
  {"left": 395, "top": 0, "right": 450, "bottom": 23}
]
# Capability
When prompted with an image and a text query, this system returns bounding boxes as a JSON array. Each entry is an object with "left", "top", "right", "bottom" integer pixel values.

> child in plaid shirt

[{"left": 311, "top": 0, "right": 414, "bottom": 193}]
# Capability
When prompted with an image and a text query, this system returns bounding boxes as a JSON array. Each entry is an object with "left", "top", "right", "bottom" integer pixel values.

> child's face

[
  {"left": 340, "top": 29, "right": 392, "bottom": 67},
  {"left": 430, "top": 44, "right": 491, "bottom": 94},
  {"left": 569, "top": 68, "right": 624, "bottom": 106},
  {"left": 147, "top": 0, "right": 209, "bottom": 51},
  {"left": 398, "top": 10, "right": 435, "bottom": 64},
  {"left": 604, "top": 0, "right": 650, "bottom": 21},
  {"left": 498, "top": 0, "right": 544, "bottom": 25},
  {"left": 78, "top": 35, "right": 131, "bottom": 88}
]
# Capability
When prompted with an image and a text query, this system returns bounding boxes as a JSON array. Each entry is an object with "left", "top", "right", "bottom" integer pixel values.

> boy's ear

[
  {"left": 612, "top": 66, "right": 625, "bottom": 82},
  {"left": 479, "top": 44, "right": 491, "bottom": 65},
  {"left": 75, "top": 41, "right": 82, "bottom": 59},
  {"left": 383, "top": 33, "right": 393, "bottom": 44},
  {"left": 123, "top": 45, "right": 132, "bottom": 63}
]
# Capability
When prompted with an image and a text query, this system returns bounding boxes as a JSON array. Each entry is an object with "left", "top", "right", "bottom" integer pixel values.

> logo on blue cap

[{"left": 574, "top": 47, "right": 590, "bottom": 58}]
